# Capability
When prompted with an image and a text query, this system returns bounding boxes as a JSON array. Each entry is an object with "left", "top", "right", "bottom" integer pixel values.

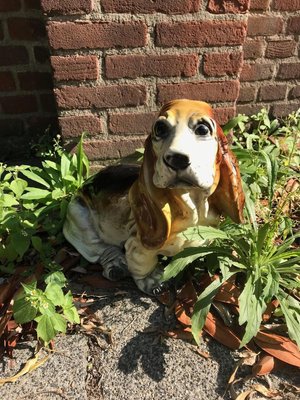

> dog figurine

[{"left": 63, "top": 99, "right": 245, "bottom": 294}]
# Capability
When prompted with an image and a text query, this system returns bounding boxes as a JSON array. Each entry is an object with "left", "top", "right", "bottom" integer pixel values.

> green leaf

[
  {"left": 21, "top": 188, "right": 51, "bottom": 200},
  {"left": 52, "top": 313, "right": 67, "bottom": 334},
  {"left": 62, "top": 290, "right": 74, "bottom": 308},
  {"left": 38, "top": 297, "right": 56, "bottom": 316},
  {"left": 2, "top": 193, "right": 19, "bottom": 207},
  {"left": 162, "top": 247, "right": 228, "bottom": 281},
  {"left": 60, "top": 153, "right": 71, "bottom": 179},
  {"left": 11, "top": 231, "right": 31, "bottom": 258},
  {"left": 180, "top": 226, "right": 229, "bottom": 242},
  {"left": 10, "top": 178, "right": 28, "bottom": 198},
  {"left": 239, "top": 276, "right": 266, "bottom": 347},
  {"left": 35, "top": 314, "right": 56, "bottom": 343},
  {"left": 279, "top": 296, "right": 300, "bottom": 348},
  {"left": 43, "top": 160, "right": 59, "bottom": 170},
  {"left": 259, "top": 150, "right": 278, "bottom": 205},
  {"left": 13, "top": 297, "right": 37, "bottom": 324},
  {"left": 269, "top": 249, "right": 300, "bottom": 263},
  {"left": 62, "top": 291, "right": 80, "bottom": 324},
  {"left": 243, "top": 184, "right": 257, "bottom": 230},
  {"left": 262, "top": 267, "right": 279, "bottom": 301},
  {"left": 76, "top": 134, "right": 89, "bottom": 186},
  {"left": 21, "top": 169, "right": 51, "bottom": 189},
  {"left": 256, "top": 223, "right": 270, "bottom": 255},
  {"left": 44, "top": 271, "right": 67, "bottom": 288},
  {"left": 63, "top": 305, "right": 80, "bottom": 324},
  {"left": 44, "top": 282, "right": 65, "bottom": 306},
  {"left": 222, "top": 115, "right": 248, "bottom": 135},
  {"left": 51, "top": 188, "right": 65, "bottom": 200},
  {"left": 21, "top": 281, "right": 37, "bottom": 296},
  {"left": 191, "top": 277, "right": 223, "bottom": 345},
  {"left": 31, "top": 236, "right": 43, "bottom": 253}
]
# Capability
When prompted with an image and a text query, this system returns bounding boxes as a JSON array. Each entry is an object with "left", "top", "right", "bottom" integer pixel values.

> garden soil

[{"left": 0, "top": 280, "right": 299, "bottom": 400}]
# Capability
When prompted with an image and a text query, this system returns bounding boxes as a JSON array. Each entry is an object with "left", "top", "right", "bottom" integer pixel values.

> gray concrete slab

[{"left": 0, "top": 283, "right": 299, "bottom": 400}]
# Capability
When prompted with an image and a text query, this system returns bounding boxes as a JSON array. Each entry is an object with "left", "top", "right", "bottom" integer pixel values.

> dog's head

[
  {"left": 130, "top": 99, "right": 245, "bottom": 249},
  {"left": 151, "top": 99, "right": 218, "bottom": 192}
]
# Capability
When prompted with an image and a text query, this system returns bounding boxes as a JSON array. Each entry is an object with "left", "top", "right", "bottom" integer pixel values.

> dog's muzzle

[{"left": 163, "top": 151, "right": 191, "bottom": 171}]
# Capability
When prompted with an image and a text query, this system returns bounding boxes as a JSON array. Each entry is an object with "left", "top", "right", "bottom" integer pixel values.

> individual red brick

[
  {"left": 243, "top": 39, "right": 265, "bottom": 59},
  {"left": 0, "top": 0, "right": 21, "bottom": 11},
  {"left": 109, "top": 112, "right": 157, "bottom": 135},
  {"left": 271, "top": 103, "right": 299, "bottom": 117},
  {"left": 34, "top": 46, "right": 50, "bottom": 64},
  {"left": 258, "top": 85, "right": 287, "bottom": 101},
  {"left": 240, "top": 63, "right": 275, "bottom": 81},
  {"left": 101, "top": 0, "right": 200, "bottom": 14},
  {"left": 247, "top": 16, "right": 284, "bottom": 36},
  {"left": 238, "top": 86, "right": 257, "bottom": 102},
  {"left": 105, "top": 54, "right": 198, "bottom": 79},
  {"left": 0, "top": 95, "right": 38, "bottom": 114},
  {"left": 40, "top": 93, "right": 57, "bottom": 112},
  {"left": 289, "top": 86, "right": 300, "bottom": 99},
  {"left": 18, "top": 72, "right": 53, "bottom": 90},
  {"left": 0, "top": 72, "right": 16, "bottom": 91},
  {"left": 273, "top": 0, "right": 300, "bottom": 11},
  {"left": 24, "top": 0, "right": 40, "bottom": 9},
  {"left": 47, "top": 21, "right": 147, "bottom": 50},
  {"left": 59, "top": 115, "right": 103, "bottom": 138},
  {"left": 0, "top": 46, "right": 29, "bottom": 66},
  {"left": 237, "top": 104, "right": 264, "bottom": 115},
  {"left": 213, "top": 107, "right": 236, "bottom": 125},
  {"left": 7, "top": 18, "right": 46, "bottom": 40},
  {"left": 287, "top": 17, "right": 300, "bottom": 35},
  {"left": 51, "top": 56, "right": 99, "bottom": 81},
  {"left": 249, "top": 0, "right": 270, "bottom": 10},
  {"left": 265, "top": 40, "right": 296, "bottom": 59},
  {"left": 55, "top": 85, "right": 147, "bottom": 110},
  {"left": 156, "top": 20, "right": 247, "bottom": 47},
  {"left": 83, "top": 138, "right": 145, "bottom": 160},
  {"left": 203, "top": 51, "right": 243, "bottom": 77},
  {"left": 207, "top": 0, "right": 249, "bottom": 13},
  {"left": 277, "top": 63, "right": 300, "bottom": 80},
  {"left": 41, "top": 0, "right": 93, "bottom": 14},
  {"left": 157, "top": 80, "right": 240, "bottom": 104}
]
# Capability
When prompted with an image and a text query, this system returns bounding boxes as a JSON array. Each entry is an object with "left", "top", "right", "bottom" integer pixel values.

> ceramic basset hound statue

[{"left": 63, "top": 99, "right": 245, "bottom": 294}]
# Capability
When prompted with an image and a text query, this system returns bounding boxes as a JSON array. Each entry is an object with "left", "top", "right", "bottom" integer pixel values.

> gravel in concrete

[{"left": 0, "top": 283, "right": 299, "bottom": 400}]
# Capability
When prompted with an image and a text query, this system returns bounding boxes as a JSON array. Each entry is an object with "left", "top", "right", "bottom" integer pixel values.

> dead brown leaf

[
  {"left": 204, "top": 312, "right": 242, "bottom": 350},
  {"left": 252, "top": 354, "right": 276, "bottom": 376},
  {"left": 0, "top": 349, "right": 50, "bottom": 386},
  {"left": 254, "top": 331, "right": 300, "bottom": 367}
]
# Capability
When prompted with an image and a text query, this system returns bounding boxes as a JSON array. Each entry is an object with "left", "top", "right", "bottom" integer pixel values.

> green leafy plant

[
  {"left": 13, "top": 271, "right": 79, "bottom": 344},
  {"left": 0, "top": 135, "right": 89, "bottom": 344},
  {"left": 163, "top": 109, "right": 300, "bottom": 348}
]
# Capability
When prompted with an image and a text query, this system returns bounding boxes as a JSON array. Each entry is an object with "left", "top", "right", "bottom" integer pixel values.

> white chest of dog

[{"left": 63, "top": 99, "right": 245, "bottom": 294}]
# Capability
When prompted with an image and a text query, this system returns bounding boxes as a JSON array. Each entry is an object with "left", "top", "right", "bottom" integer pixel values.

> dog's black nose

[{"left": 164, "top": 152, "right": 191, "bottom": 170}]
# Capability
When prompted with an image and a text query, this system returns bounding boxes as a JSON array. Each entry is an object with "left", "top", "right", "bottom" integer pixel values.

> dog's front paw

[
  {"left": 134, "top": 268, "right": 169, "bottom": 296},
  {"left": 152, "top": 279, "right": 175, "bottom": 297},
  {"left": 99, "top": 246, "right": 130, "bottom": 281}
]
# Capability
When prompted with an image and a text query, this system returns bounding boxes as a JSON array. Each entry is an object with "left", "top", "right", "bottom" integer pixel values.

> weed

[{"left": 0, "top": 135, "right": 89, "bottom": 344}]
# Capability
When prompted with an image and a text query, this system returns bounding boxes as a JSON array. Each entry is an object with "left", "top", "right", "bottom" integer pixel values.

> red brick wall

[
  {"left": 0, "top": 0, "right": 57, "bottom": 162},
  {"left": 1, "top": 0, "right": 299, "bottom": 164},
  {"left": 238, "top": 0, "right": 300, "bottom": 116}
]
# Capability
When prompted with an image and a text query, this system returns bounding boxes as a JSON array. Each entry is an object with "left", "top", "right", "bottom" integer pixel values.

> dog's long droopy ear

[
  {"left": 129, "top": 136, "right": 171, "bottom": 249},
  {"left": 209, "top": 124, "right": 245, "bottom": 223}
]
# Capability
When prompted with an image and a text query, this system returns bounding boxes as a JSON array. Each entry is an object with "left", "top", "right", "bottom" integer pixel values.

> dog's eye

[
  {"left": 153, "top": 120, "right": 170, "bottom": 139},
  {"left": 195, "top": 123, "right": 211, "bottom": 136}
]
